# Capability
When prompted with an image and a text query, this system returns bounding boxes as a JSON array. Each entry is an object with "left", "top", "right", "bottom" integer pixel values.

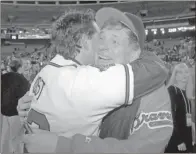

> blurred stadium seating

[
  {"left": 1, "top": 1, "right": 195, "bottom": 28},
  {"left": 1, "top": 1, "right": 195, "bottom": 81}
]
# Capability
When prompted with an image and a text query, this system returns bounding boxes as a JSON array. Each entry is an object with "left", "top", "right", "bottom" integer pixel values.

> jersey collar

[{"left": 50, "top": 54, "right": 81, "bottom": 66}]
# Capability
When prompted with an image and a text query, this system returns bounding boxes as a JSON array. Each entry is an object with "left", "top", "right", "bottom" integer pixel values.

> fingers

[
  {"left": 18, "top": 102, "right": 31, "bottom": 111},
  {"left": 18, "top": 110, "right": 29, "bottom": 118},
  {"left": 22, "top": 134, "right": 36, "bottom": 144},
  {"left": 18, "top": 93, "right": 33, "bottom": 106},
  {"left": 17, "top": 104, "right": 30, "bottom": 119},
  {"left": 178, "top": 144, "right": 182, "bottom": 151},
  {"left": 22, "top": 134, "right": 30, "bottom": 144},
  {"left": 178, "top": 144, "right": 186, "bottom": 151},
  {"left": 17, "top": 92, "right": 33, "bottom": 117},
  {"left": 178, "top": 146, "right": 183, "bottom": 151}
]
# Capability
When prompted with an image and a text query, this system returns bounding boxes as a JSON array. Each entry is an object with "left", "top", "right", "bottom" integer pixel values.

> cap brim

[
  {"left": 95, "top": 7, "right": 138, "bottom": 39},
  {"left": 124, "top": 12, "right": 146, "bottom": 50}
]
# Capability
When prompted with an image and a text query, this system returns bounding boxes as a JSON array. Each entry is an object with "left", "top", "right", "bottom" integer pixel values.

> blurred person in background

[
  {"left": 1, "top": 70, "right": 30, "bottom": 153},
  {"left": 11, "top": 52, "right": 16, "bottom": 59},
  {"left": 9, "top": 60, "right": 22, "bottom": 73},
  {"left": 1, "top": 61, "right": 7, "bottom": 74},
  {"left": 20, "top": 59, "right": 32, "bottom": 82},
  {"left": 6, "top": 65, "right": 11, "bottom": 73},
  {"left": 165, "top": 63, "right": 194, "bottom": 153}
]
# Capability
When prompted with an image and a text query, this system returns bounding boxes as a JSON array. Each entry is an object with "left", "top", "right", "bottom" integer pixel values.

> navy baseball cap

[{"left": 96, "top": 7, "right": 146, "bottom": 51}]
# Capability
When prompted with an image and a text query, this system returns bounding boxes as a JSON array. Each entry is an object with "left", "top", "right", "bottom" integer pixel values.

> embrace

[{"left": 15, "top": 7, "right": 173, "bottom": 153}]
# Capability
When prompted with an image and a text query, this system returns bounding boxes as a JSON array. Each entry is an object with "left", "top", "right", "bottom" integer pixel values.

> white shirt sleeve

[{"left": 58, "top": 64, "right": 134, "bottom": 111}]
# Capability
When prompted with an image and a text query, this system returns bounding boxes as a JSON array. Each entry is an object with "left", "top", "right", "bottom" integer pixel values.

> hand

[
  {"left": 178, "top": 142, "right": 186, "bottom": 151},
  {"left": 22, "top": 130, "right": 58, "bottom": 153},
  {"left": 186, "top": 115, "right": 192, "bottom": 127},
  {"left": 17, "top": 91, "right": 33, "bottom": 122},
  {"left": 192, "top": 122, "right": 196, "bottom": 144}
]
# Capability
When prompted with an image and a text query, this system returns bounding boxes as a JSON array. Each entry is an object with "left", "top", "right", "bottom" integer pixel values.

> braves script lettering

[{"left": 131, "top": 111, "right": 173, "bottom": 134}]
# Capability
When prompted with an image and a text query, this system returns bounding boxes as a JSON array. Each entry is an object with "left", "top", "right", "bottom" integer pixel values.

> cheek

[
  {"left": 92, "top": 39, "right": 99, "bottom": 53},
  {"left": 175, "top": 73, "right": 182, "bottom": 80},
  {"left": 176, "top": 73, "right": 186, "bottom": 80},
  {"left": 113, "top": 48, "right": 123, "bottom": 57}
]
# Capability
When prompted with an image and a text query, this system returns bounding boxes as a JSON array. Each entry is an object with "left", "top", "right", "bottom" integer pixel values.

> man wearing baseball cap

[{"left": 20, "top": 8, "right": 172, "bottom": 153}]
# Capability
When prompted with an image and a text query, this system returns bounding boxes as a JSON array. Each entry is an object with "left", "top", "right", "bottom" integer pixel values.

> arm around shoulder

[{"left": 58, "top": 64, "right": 134, "bottom": 109}]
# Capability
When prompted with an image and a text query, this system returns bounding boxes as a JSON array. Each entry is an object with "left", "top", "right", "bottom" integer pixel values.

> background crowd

[{"left": 1, "top": 36, "right": 195, "bottom": 84}]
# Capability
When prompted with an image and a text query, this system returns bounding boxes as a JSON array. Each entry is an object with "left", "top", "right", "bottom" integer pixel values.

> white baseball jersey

[{"left": 27, "top": 54, "right": 134, "bottom": 137}]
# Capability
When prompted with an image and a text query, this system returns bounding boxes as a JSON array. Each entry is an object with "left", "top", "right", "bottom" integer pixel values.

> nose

[{"left": 98, "top": 44, "right": 107, "bottom": 52}]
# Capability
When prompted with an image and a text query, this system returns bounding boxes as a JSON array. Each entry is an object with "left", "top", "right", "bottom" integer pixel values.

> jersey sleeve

[{"left": 58, "top": 64, "right": 134, "bottom": 110}]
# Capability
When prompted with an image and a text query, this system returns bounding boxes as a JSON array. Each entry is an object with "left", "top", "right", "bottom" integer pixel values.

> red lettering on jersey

[{"left": 27, "top": 109, "right": 50, "bottom": 131}]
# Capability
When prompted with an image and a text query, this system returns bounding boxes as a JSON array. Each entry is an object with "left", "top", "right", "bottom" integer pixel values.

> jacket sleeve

[
  {"left": 132, "top": 51, "right": 168, "bottom": 98},
  {"left": 58, "top": 64, "right": 134, "bottom": 110},
  {"left": 56, "top": 135, "right": 130, "bottom": 153},
  {"left": 55, "top": 133, "right": 169, "bottom": 153}
]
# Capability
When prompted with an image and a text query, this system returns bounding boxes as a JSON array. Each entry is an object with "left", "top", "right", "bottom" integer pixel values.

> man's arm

[
  {"left": 58, "top": 64, "right": 134, "bottom": 111},
  {"left": 56, "top": 132, "right": 170, "bottom": 153},
  {"left": 22, "top": 126, "right": 171, "bottom": 153},
  {"left": 58, "top": 51, "right": 168, "bottom": 109}
]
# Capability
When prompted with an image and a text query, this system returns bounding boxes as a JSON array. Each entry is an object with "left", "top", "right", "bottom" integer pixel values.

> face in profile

[
  {"left": 175, "top": 66, "right": 189, "bottom": 83},
  {"left": 75, "top": 21, "right": 100, "bottom": 66},
  {"left": 95, "top": 27, "right": 130, "bottom": 66},
  {"left": 76, "top": 33, "right": 98, "bottom": 65}
]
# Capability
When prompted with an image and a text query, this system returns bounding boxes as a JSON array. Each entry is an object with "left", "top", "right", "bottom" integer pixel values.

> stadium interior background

[{"left": 1, "top": 0, "right": 195, "bottom": 81}]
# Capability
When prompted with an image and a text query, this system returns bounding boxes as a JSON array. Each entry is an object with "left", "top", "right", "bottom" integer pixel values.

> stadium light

[
  {"left": 151, "top": 29, "right": 157, "bottom": 32},
  {"left": 168, "top": 28, "right": 177, "bottom": 33},
  {"left": 145, "top": 29, "right": 148, "bottom": 35},
  {"left": 151, "top": 28, "right": 157, "bottom": 35}
]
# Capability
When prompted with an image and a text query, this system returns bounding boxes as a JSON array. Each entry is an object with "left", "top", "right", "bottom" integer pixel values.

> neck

[
  {"left": 174, "top": 82, "right": 186, "bottom": 90},
  {"left": 70, "top": 56, "right": 82, "bottom": 65},
  {"left": 128, "top": 50, "right": 140, "bottom": 63}
]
